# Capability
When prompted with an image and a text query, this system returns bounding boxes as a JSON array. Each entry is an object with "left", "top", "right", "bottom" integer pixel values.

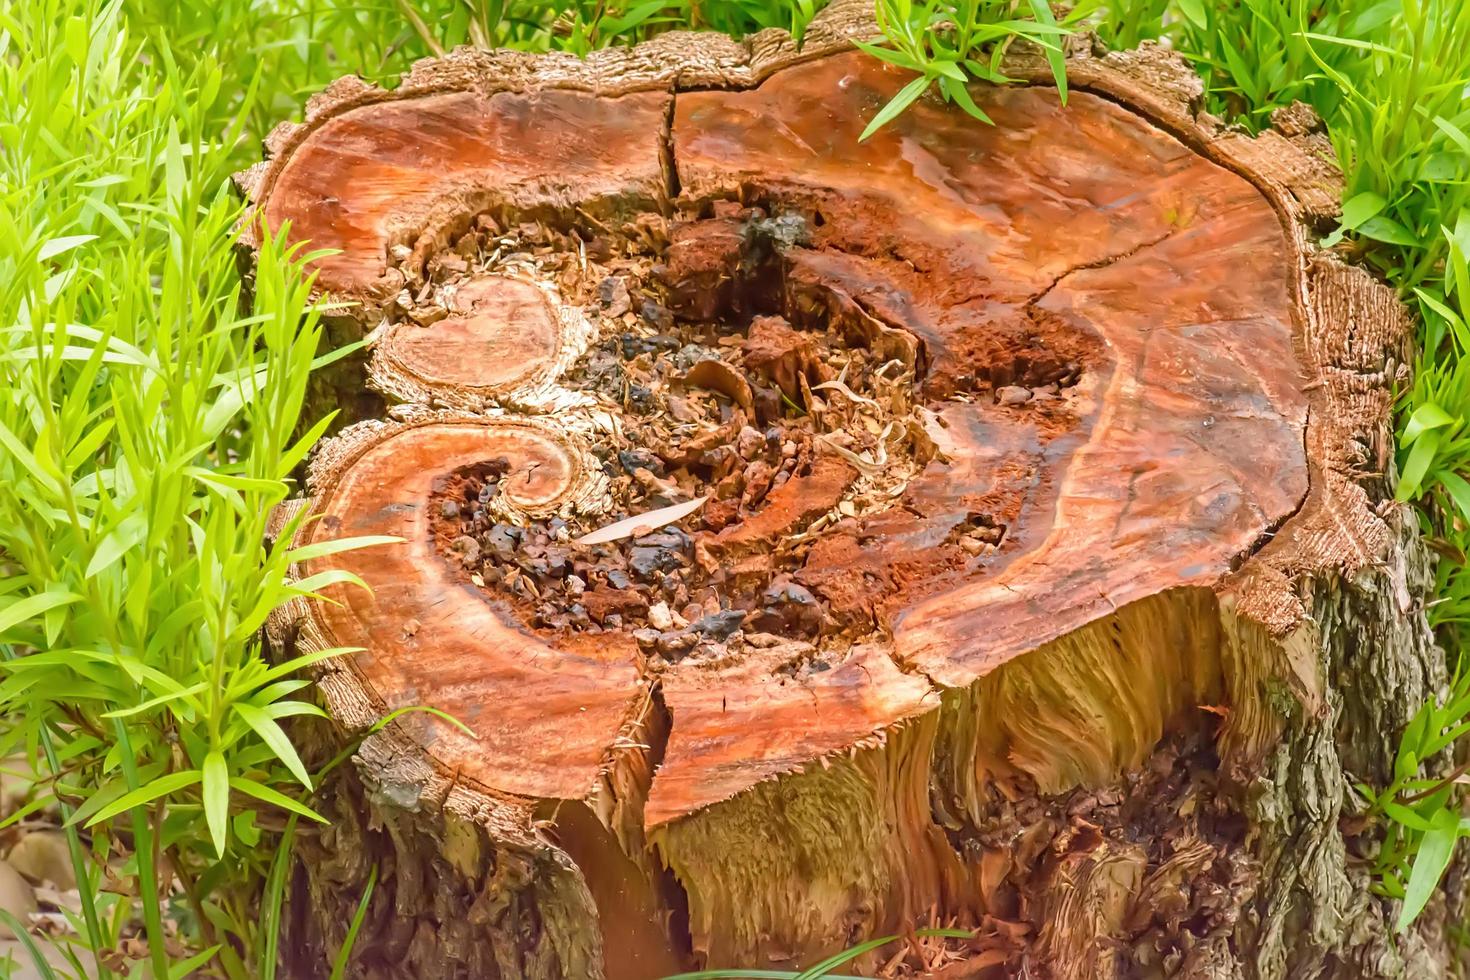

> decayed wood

[{"left": 247, "top": 3, "right": 1453, "bottom": 977}]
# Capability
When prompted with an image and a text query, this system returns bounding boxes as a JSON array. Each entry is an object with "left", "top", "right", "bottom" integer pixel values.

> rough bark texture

[{"left": 247, "top": 3, "right": 1458, "bottom": 977}]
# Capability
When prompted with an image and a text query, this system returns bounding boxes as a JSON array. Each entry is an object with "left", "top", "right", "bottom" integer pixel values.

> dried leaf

[
  {"left": 817, "top": 436, "right": 884, "bottom": 476},
  {"left": 573, "top": 496, "right": 709, "bottom": 546},
  {"left": 683, "top": 359, "right": 753, "bottom": 416},
  {"left": 812, "top": 376, "right": 880, "bottom": 408}
]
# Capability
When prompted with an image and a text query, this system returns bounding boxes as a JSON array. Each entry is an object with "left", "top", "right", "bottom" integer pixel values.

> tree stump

[{"left": 242, "top": 4, "right": 1458, "bottom": 977}]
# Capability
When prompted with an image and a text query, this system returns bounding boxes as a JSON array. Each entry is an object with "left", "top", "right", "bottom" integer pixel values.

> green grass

[
  {"left": 854, "top": 0, "right": 1081, "bottom": 139},
  {"left": 1323, "top": 1, "right": 1470, "bottom": 928},
  {"left": 0, "top": 1, "right": 406, "bottom": 974},
  {"left": 1, "top": 0, "right": 1465, "bottom": 975}
]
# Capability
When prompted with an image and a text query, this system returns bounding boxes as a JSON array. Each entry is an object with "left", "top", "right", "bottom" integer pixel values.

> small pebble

[
  {"left": 671, "top": 343, "right": 722, "bottom": 373},
  {"left": 619, "top": 449, "right": 664, "bottom": 477},
  {"left": 630, "top": 546, "right": 683, "bottom": 580},
  {"left": 648, "top": 602, "right": 675, "bottom": 632},
  {"left": 752, "top": 580, "right": 822, "bottom": 637},
  {"left": 542, "top": 548, "right": 571, "bottom": 579},
  {"left": 996, "top": 385, "right": 1033, "bottom": 406},
  {"left": 656, "top": 630, "right": 698, "bottom": 659},
  {"left": 693, "top": 610, "right": 746, "bottom": 640},
  {"left": 484, "top": 524, "right": 520, "bottom": 562},
  {"left": 598, "top": 276, "right": 631, "bottom": 318},
  {"left": 450, "top": 535, "right": 480, "bottom": 566},
  {"left": 736, "top": 426, "right": 764, "bottom": 460},
  {"left": 640, "top": 299, "right": 674, "bottom": 332},
  {"left": 632, "top": 530, "right": 689, "bottom": 551},
  {"left": 627, "top": 384, "right": 656, "bottom": 413}
]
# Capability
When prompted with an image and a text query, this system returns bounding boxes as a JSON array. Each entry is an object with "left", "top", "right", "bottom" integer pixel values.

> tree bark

[{"left": 244, "top": 3, "right": 1460, "bottom": 977}]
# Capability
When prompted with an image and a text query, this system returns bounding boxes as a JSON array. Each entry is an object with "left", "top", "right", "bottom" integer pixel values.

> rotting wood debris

[{"left": 422, "top": 205, "right": 1084, "bottom": 674}]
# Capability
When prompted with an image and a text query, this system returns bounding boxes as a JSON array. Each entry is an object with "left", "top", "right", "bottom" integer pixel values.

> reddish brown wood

[
  {"left": 671, "top": 49, "right": 1309, "bottom": 684},
  {"left": 308, "top": 420, "right": 641, "bottom": 799},
  {"left": 377, "top": 276, "right": 562, "bottom": 394},
  {"left": 263, "top": 89, "right": 669, "bottom": 298}
]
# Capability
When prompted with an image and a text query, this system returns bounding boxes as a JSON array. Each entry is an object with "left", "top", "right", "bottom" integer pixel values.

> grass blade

[{"left": 329, "top": 864, "right": 379, "bottom": 980}]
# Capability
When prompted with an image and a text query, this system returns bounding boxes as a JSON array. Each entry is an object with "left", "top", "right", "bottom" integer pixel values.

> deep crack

[{"left": 1024, "top": 226, "right": 1181, "bottom": 307}]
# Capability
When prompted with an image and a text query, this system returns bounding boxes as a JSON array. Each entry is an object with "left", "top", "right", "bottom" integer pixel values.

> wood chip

[
  {"left": 573, "top": 496, "right": 709, "bottom": 546},
  {"left": 683, "top": 359, "right": 754, "bottom": 416}
]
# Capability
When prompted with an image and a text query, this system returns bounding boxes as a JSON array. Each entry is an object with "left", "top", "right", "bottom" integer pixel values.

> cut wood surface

[
  {"left": 376, "top": 276, "right": 564, "bottom": 395},
  {"left": 248, "top": 4, "right": 1432, "bottom": 978}
]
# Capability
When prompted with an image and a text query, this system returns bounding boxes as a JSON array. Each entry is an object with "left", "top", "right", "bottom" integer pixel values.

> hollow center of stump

[{"left": 423, "top": 206, "right": 1099, "bottom": 667}]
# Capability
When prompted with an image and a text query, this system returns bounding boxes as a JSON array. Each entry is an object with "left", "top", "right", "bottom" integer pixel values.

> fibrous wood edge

[
  {"left": 1008, "top": 44, "right": 1454, "bottom": 975},
  {"left": 251, "top": 5, "right": 1449, "bottom": 978},
  {"left": 266, "top": 497, "right": 611, "bottom": 978}
]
